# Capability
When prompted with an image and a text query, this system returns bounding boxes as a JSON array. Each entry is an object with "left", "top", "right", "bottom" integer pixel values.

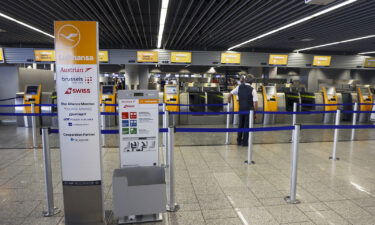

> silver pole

[
  {"left": 41, "top": 128, "right": 60, "bottom": 216},
  {"left": 166, "top": 126, "right": 179, "bottom": 212},
  {"left": 225, "top": 104, "right": 230, "bottom": 144},
  {"left": 284, "top": 124, "right": 301, "bottom": 204},
  {"left": 330, "top": 109, "right": 341, "bottom": 160},
  {"left": 100, "top": 103, "right": 105, "bottom": 147},
  {"left": 163, "top": 103, "right": 167, "bottom": 147},
  {"left": 164, "top": 110, "right": 169, "bottom": 166},
  {"left": 351, "top": 102, "right": 358, "bottom": 141},
  {"left": 31, "top": 103, "right": 37, "bottom": 148},
  {"left": 292, "top": 102, "right": 297, "bottom": 125},
  {"left": 245, "top": 110, "right": 255, "bottom": 164}
]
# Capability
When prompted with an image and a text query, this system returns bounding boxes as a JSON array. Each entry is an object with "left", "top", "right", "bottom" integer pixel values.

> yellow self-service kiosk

[
  {"left": 232, "top": 95, "right": 240, "bottom": 112},
  {"left": 164, "top": 85, "right": 179, "bottom": 112},
  {"left": 262, "top": 86, "right": 278, "bottom": 125},
  {"left": 100, "top": 85, "right": 117, "bottom": 112},
  {"left": 322, "top": 87, "right": 338, "bottom": 111},
  {"left": 23, "top": 85, "right": 41, "bottom": 113},
  {"left": 358, "top": 87, "right": 373, "bottom": 111}
]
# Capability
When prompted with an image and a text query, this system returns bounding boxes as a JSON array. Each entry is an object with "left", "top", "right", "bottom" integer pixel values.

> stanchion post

[
  {"left": 245, "top": 110, "right": 255, "bottom": 164},
  {"left": 284, "top": 124, "right": 301, "bottom": 204},
  {"left": 41, "top": 127, "right": 60, "bottom": 216},
  {"left": 292, "top": 102, "right": 297, "bottom": 125},
  {"left": 163, "top": 110, "right": 169, "bottom": 166},
  {"left": 100, "top": 103, "right": 105, "bottom": 147},
  {"left": 225, "top": 104, "right": 230, "bottom": 145},
  {"left": 163, "top": 103, "right": 167, "bottom": 147},
  {"left": 166, "top": 126, "right": 179, "bottom": 212},
  {"left": 351, "top": 102, "right": 358, "bottom": 141},
  {"left": 31, "top": 103, "right": 37, "bottom": 148},
  {"left": 329, "top": 109, "right": 341, "bottom": 160}
]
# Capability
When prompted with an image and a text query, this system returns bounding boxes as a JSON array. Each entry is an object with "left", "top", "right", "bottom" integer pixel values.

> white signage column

[{"left": 54, "top": 21, "right": 104, "bottom": 224}]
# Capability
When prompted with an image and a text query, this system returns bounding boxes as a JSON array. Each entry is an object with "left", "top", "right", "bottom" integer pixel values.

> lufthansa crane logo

[{"left": 57, "top": 24, "right": 81, "bottom": 48}]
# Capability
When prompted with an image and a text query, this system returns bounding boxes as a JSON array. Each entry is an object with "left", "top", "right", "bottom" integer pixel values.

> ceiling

[{"left": 0, "top": 0, "right": 374, "bottom": 54}]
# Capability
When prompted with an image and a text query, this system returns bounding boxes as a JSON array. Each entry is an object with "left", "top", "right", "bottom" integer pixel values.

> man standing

[{"left": 228, "top": 76, "right": 258, "bottom": 146}]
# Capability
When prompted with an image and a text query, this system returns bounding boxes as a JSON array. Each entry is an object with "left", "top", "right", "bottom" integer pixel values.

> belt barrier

[
  {"left": 175, "top": 126, "right": 294, "bottom": 133},
  {"left": 0, "top": 113, "right": 58, "bottom": 116},
  {"left": 50, "top": 128, "right": 168, "bottom": 134},
  {"left": 301, "top": 124, "right": 375, "bottom": 130},
  {"left": 299, "top": 103, "right": 375, "bottom": 106},
  {"left": 0, "top": 97, "right": 17, "bottom": 102}
]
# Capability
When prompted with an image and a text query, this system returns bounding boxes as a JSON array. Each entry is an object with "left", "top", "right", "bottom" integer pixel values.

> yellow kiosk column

[
  {"left": 358, "top": 87, "right": 373, "bottom": 122},
  {"left": 164, "top": 84, "right": 179, "bottom": 112},
  {"left": 322, "top": 87, "right": 338, "bottom": 123},
  {"left": 262, "top": 86, "right": 278, "bottom": 125}
]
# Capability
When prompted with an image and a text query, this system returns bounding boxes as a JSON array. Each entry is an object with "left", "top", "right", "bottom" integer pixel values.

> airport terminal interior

[{"left": 2, "top": 0, "right": 375, "bottom": 225}]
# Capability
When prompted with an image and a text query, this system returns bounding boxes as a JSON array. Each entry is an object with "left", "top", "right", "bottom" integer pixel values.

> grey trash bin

[{"left": 113, "top": 166, "right": 166, "bottom": 224}]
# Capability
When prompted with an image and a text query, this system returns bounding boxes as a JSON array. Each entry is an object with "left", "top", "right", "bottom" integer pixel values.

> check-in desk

[
  {"left": 322, "top": 87, "right": 339, "bottom": 124},
  {"left": 262, "top": 86, "right": 278, "bottom": 125},
  {"left": 16, "top": 85, "right": 42, "bottom": 127},
  {"left": 100, "top": 85, "right": 117, "bottom": 127},
  {"left": 164, "top": 85, "right": 179, "bottom": 125},
  {"left": 358, "top": 87, "right": 373, "bottom": 123}
]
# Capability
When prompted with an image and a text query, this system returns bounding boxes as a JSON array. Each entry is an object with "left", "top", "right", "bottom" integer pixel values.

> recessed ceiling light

[
  {"left": 228, "top": 0, "right": 358, "bottom": 50},
  {"left": 295, "top": 35, "right": 375, "bottom": 52},
  {"left": 358, "top": 51, "right": 375, "bottom": 55},
  {"left": 300, "top": 38, "right": 314, "bottom": 42},
  {"left": 0, "top": 28, "right": 6, "bottom": 32},
  {"left": 157, "top": 0, "right": 169, "bottom": 48}
]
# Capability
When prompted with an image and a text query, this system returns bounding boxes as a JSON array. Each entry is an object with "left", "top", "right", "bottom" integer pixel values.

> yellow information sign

[
  {"left": 137, "top": 51, "right": 158, "bottom": 63},
  {"left": 364, "top": 58, "right": 375, "bottom": 68},
  {"left": 221, "top": 52, "right": 241, "bottom": 64},
  {"left": 0, "top": 48, "right": 3, "bottom": 62},
  {"left": 34, "top": 50, "right": 55, "bottom": 62},
  {"left": 269, "top": 54, "right": 288, "bottom": 65},
  {"left": 171, "top": 52, "right": 191, "bottom": 63},
  {"left": 99, "top": 50, "right": 109, "bottom": 62},
  {"left": 313, "top": 56, "right": 331, "bottom": 66}
]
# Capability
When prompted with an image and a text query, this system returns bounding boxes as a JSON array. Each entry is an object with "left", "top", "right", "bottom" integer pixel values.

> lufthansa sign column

[{"left": 55, "top": 21, "right": 104, "bottom": 224}]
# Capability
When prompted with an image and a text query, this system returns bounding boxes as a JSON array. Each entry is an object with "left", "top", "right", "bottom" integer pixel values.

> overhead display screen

[
  {"left": 99, "top": 50, "right": 109, "bottom": 62},
  {"left": 221, "top": 52, "right": 241, "bottom": 64},
  {"left": 34, "top": 50, "right": 55, "bottom": 62},
  {"left": 269, "top": 54, "right": 288, "bottom": 65},
  {"left": 0, "top": 48, "right": 4, "bottom": 63},
  {"left": 364, "top": 58, "right": 375, "bottom": 68},
  {"left": 137, "top": 51, "right": 158, "bottom": 63},
  {"left": 171, "top": 52, "right": 192, "bottom": 63},
  {"left": 313, "top": 56, "right": 331, "bottom": 66}
]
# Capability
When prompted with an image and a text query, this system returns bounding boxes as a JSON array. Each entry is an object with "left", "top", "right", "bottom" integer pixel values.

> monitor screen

[
  {"left": 326, "top": 87, "right": 336, "bottom": 96},
  {"left": 265, "top": 86, "right": 276, "bottom": 96},
  {"left": 360, "top": 87, "right": 370, "bottom": 96},
  {"left": 166, "top": 86, "right": 178, "bottom": 94},
  {"left": 26, "top": 86, "right": 39, "bottom": 95},
  {"left": 102, "top": 86, "right": 113, "bottom": 95},
  {"left": 134, "top": 92, "right": 144, "bottom": 96}
]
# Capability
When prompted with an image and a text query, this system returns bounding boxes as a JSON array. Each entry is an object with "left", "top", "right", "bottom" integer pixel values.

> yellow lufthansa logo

[{"left": 57, "top": 25, "right": 81, "bottom": 48}]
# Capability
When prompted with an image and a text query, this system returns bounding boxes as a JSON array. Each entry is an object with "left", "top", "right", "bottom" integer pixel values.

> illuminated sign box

[
  {"left": 99, "top": 50, "right": 109, "bottom": 62},
  {"left": 313, "top": 56, "right": 331, "bottom": 66},
  {"left": 34, "top": 50, "right": 55, "bottom": 62},
  {"left": 364, "top": 58, "right": 375, "bottom": 68},
  {"left": 171, "top": 52, "right": 191, "bottom": 63},
  {"left": 269, "top": 54, "right": 288, "bottom": 65},
  {"left": 221, "top": 52, "right": 241, "bottom": 64},
  {"left": 0, "top": 48, "right": 3, "bottom": 63},
  {"left": 137, "top": 51, "right": 158, "bottom": 63}
]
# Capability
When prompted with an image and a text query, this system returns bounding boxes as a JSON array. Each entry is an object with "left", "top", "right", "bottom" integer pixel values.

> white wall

[{"left": 0, "top": 65, "right": 19, "bottom": 119}]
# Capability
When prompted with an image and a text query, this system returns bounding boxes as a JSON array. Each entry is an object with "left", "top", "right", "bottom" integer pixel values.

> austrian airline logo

[
  {"left": 57, "top": 24, "right": 81, "bottom": 48},
  {"left": 60, "top": 67, "right": 92, "bottom": 73},
  {"left": 64, "top": 88, "right": 91, "bottom": 95}
]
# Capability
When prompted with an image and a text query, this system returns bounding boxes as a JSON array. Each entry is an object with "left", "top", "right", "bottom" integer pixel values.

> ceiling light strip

[
  {"left": 227, "top": 0, "right": 358, "bottom": 50},
  {"left": 358, "top": 51, "right": 375, "bottom": 55},
  {"left": 157, "top": 0, "right": 169, "bottom": 48},
  {"left": 294, "top": 35, "right": 375, "bottom": 52},
  {"left": 0, "top": 12, "right": 54, "bottom": 38}
]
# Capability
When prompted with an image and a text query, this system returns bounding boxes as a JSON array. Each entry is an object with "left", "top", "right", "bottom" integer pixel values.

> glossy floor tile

[{"left": 1, "top": 133, "right": 375, "bottom": 224}]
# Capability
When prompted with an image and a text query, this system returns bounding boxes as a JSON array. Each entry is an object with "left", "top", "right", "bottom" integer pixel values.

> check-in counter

[
  {"left": 100, "top": 85, "right": 117, "bottom": 127},
  {"left": 16, "top": 85, "right": 43, "bottom": 127},
  {"left": 262, "top": 86, "right": 278, "bottom": 125},
  {"left": 322, "top": 87, "right": 339, "bottom": 124},
  {"left": 358, "top": 87, "right": 373, "bottom": 123}
]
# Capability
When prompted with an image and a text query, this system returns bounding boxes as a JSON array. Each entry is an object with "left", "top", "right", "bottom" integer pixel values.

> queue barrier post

[
  {"left": 351, "top": 102, "right": 358, "bottom": 141},
  {"left": 329, "top": 109, "right": 341, "bottom": 160},
  {"left": 292, "top": 102, "right": 297, "bottom": 125},
  {"left": 245, "top": 110, "right": 255, "bottom": 164},
  {"left": 31, "top": 103, "right": 37, "bottom": 148},
  {"left": 166, "top": 126, "right": 179, "bottom": 212},
  {"left": 163, "top": 109, "right": 169, "bottom": 166},
  {"left": 284, "top": 124, "right": 301, "bottom": 204},
  {"left": 41, "top": 127, "right": 60, "bottom": 216},
  {"left": 225, "top": 104, "right": 230, "bottom": 145},
  {"left": 100, "top": 103, "right": 105, "bottom": 147}
]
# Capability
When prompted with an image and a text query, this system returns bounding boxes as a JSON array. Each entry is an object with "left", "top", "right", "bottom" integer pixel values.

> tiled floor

[{"left": 1, "top": 137, "right": 375, "bottom": 224}]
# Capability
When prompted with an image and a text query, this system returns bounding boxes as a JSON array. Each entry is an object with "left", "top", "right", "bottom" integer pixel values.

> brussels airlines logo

[
  {"left": 57, "top": 24, "right": 80, "bottom": 48},
  {"left": 64, "top": 88, "right": 91, "bottom": 95}
]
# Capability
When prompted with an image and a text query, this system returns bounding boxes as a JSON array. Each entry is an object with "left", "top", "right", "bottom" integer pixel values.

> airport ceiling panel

[
  {"left": 0, "top": 0, "right": 161, "bottom": 48},
  {"left": 243, "top": 0, "right": 375, "bottom": 53}
]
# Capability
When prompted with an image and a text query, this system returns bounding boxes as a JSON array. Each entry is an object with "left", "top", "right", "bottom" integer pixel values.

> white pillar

[
  {"left": 125, "top": 65, "right": 149, "bottom": 90},
  {"left": 138, "top": 66, "right": 150, "bottom": 90}
]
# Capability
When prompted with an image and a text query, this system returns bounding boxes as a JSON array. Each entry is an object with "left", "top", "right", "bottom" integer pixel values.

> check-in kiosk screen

[
  {"left": 102, "top": 86, "right": 114, "bottom": 95},
  {"left": 360, "top": 88, "right": 370, "bottom": 96},
  {"left": 326, "top": 87, "right": 336, "bottom": 97},
  {"left": 166, "top": 86, "right": 178, "bottom": 94},
  {"left": 26, "top": 86, "right": 38, "bottom": 95},
  {"left": 265, "top": 86, "right": 276, "bottom": 97}
]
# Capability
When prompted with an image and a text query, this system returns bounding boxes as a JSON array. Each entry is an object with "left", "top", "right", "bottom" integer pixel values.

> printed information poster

[
  {"left": 55, "top": 21, "right": 102, "bottom": 183},
  {"left": 118, "top": 93, "right": 159, "bottom": 167}
]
